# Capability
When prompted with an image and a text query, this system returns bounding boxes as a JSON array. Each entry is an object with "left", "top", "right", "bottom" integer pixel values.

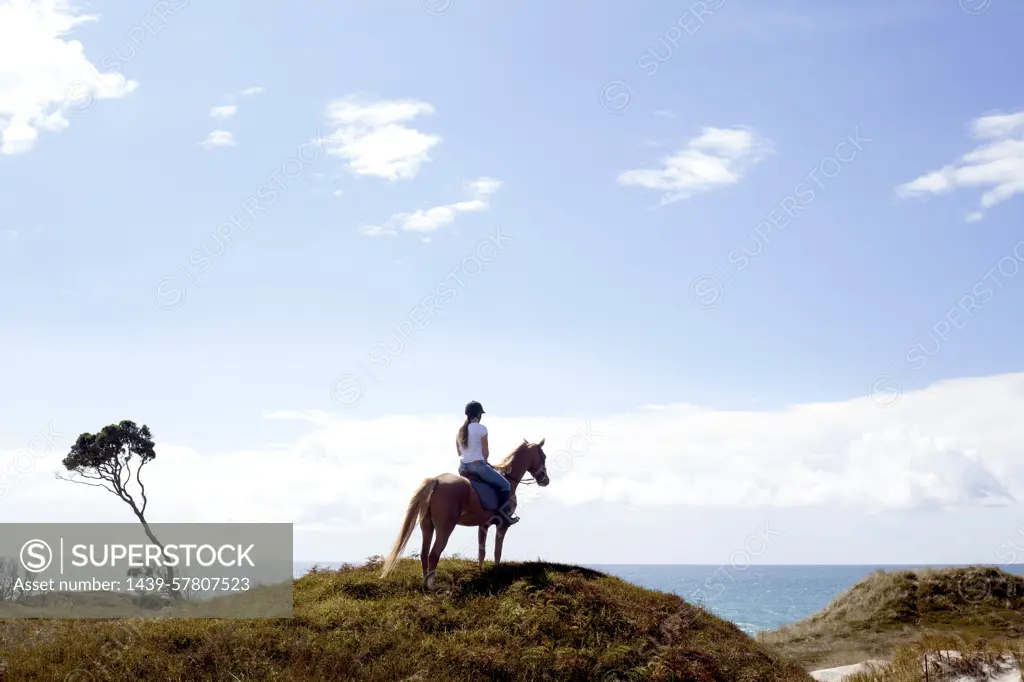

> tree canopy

[{"left": 60, "top": 420, "right": 156, "bottom": 516}]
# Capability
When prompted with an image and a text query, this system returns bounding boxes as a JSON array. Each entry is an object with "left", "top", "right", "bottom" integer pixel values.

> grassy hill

[
  {"left": 0, "top": 582, "right": 293, "bottom": 619},
  {"left": 0, "top": 558, "right": 812, "bottom": 681},
  {"left": 759, "top": 566, "right": 1024, "bottom": 670}
]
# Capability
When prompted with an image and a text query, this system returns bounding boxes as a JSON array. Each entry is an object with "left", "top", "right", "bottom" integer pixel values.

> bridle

[
  {"left": 500, "top": 448, "right": 547, "bottom": 487},
  {"left": 503, "top": 469, "right": 541, "bottom": 486}
]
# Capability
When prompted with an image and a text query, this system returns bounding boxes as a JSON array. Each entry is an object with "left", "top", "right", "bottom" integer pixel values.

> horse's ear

[
  {"left": 538, "top": 438, "right": 545, "bottom": 447},
  {"left": 523, "top": 437, "right": 528, "bottom": 444}
]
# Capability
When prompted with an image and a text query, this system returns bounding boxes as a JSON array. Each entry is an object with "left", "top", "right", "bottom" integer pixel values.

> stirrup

[{"left": 492, "top": 511, "right": 519, "bottom": 527}]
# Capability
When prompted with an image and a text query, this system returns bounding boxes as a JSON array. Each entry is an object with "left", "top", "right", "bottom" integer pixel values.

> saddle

[{"left": 459, "top": 468, "right": 502, "bottom": 511}]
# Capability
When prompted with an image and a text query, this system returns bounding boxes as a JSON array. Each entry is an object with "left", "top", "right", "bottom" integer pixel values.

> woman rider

[{"left": 456, "top": 401, "right": 520, "bottom": 526}]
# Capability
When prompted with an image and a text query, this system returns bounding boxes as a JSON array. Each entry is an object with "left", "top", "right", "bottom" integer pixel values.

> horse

[{"left": 379, "top": 438, "right": 550, "bottom": 589}]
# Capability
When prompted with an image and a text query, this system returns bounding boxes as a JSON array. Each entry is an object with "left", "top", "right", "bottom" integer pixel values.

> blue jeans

[{"left": 460, "top": 460, "right": 510, "bottom": 496}]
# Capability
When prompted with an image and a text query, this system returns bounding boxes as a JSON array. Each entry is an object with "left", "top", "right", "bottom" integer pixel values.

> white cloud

[
  {"left": 362, "top": 176, "right": 503, "bottom": 237},
  {"left": 7, "top": 373, "right": 1024, "bottom": 531},
  {"left": 331, "top": 189, "right": 344, "bottom": 198},
  {"left": 0, "top": 0, "right": 138, "bottom": 154},
  {"left": 199, "top": 130, "right": 236, "bottom": 149},
  {"left": 2, "top": 229, "right": 17, "bottom": 239},
  {"left": 322, "top": 95, "right": 441, "bottom": 181},
  {"left": 205, "top": 87, "right": 262, "bottom": 122},
  {"left": 618, "top": 126, "right": 772, "bottom": 204},
  {"left": 896, "top": 111, "right": 1024, "bottom": 222},
  {"left": 466, "top": 177, "right": 503, "bottom": 196},
  {"left": 209, "top": 105, "right": 237, "bottom": 120},
  {"left": 360, "top": 224, "right": 396, "bottom": 237}
]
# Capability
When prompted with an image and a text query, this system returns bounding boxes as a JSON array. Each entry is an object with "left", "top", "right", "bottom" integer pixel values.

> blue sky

[{"left": 3, "top": 0, "right": 1024, "bottom": 564}]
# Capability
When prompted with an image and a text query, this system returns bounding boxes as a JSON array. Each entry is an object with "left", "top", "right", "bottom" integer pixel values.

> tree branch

[
  {"left": 134, "top": 458, "right": 148, "bottom": 516},
  {"left": 55, "top": 472, "right": 119, "bottom": 496}
]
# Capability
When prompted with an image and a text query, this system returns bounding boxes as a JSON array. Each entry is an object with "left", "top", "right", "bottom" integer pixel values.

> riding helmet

[{"left": 465, "top": 401, "right": 485, "bottom": 418}]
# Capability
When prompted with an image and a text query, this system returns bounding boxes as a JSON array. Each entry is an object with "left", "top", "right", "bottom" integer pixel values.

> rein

[
  {"left": 500, "top": 454, "right": 543, "bottom": 486},
  {"left": 503, "top": 469, "right": 539, "bottom": 486},
  {"left": 495, "top": 442, "right": 547, "bottom": 486}
]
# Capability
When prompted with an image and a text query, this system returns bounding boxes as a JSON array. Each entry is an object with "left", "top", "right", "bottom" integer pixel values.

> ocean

[{"left": 293, "top": 562, "right": 1024, "bottom": 635}]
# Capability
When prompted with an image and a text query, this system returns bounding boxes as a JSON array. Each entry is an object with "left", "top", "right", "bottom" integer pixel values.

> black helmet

[{"left": 465, "top": 401, "right": 485, "bottom": 418}]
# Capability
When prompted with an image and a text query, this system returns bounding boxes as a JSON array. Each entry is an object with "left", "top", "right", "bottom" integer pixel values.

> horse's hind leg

[
  {"left": 420, "top": 512, "right": 434, "bottom": 588},
  {"left": 426, "top": 519, "right": 456, "bottom": 591}
]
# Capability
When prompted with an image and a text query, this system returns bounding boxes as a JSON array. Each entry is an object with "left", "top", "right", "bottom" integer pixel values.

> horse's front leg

[
  {"left": 477, "top": 525, "right": 488, "bottom": 567},
  {"left": 494, "top": 524, "right": 508, "bottom": 565}
]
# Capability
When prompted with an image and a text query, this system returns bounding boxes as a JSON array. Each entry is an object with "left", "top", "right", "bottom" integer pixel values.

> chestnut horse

[{"left": 380, "top": 439, "right": 550, "bottom": 589}]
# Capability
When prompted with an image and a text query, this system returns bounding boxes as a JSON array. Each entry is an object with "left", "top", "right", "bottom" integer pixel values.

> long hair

[{"left": 457, "top": 417, "right": 471, "bottom": 449}]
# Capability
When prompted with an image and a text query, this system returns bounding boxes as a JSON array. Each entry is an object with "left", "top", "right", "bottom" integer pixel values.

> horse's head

[{"left": 521, "top": 438, "right": 550, "bottom": 487}]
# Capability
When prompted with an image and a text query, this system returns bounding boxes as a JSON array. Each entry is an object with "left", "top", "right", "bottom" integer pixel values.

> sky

[{"left": 2, "top": 0, "right": 1024, "bottom": 565}]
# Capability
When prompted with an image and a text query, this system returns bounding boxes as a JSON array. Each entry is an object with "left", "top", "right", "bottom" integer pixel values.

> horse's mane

[{"left": 493, "top": 442, "right": 529, "bottom": 471}]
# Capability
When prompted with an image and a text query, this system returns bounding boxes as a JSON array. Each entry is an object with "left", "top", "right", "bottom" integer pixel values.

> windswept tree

[{"left": 58, "top": 420, "right": 180, "bottom": 598}]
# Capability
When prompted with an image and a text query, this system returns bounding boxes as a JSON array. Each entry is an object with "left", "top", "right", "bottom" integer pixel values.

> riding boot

[
  {"left": 497, "top": 501, "right": 520, "bottom": 526},
  {"left": 490, "top": 492, "right": 519, "bottom": 527},
  {"left": 487, "top": 491, "right": 504, "bottom": 527}
]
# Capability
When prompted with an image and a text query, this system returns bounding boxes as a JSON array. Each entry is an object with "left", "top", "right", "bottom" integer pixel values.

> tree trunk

[{"left": 133, "top": 512, "right": 181, "bottom": 600}]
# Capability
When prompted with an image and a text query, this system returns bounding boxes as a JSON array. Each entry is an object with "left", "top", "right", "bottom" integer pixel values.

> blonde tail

[{"left": 380, "top": 478, "right": 438, "bottom": 578}]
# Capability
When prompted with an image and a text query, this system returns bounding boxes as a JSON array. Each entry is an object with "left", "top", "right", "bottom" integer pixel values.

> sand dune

[{"left": 811, "top": 652, "right": 1022, "bottom": 682}]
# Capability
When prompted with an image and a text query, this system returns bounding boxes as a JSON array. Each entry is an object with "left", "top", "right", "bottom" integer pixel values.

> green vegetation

[
  {"left": 758, "top": 566, "right": 1024, "bottom": 671},
  {"left": 0, "top": 558, "right": 811, "bottom": 681},
  {"left": 0, "top": 582, "right": 292, "bottom": 619}
]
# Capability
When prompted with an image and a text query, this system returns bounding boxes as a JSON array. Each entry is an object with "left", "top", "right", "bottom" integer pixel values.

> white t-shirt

[{"left": 458, "top": 422, "right": 487, "bottom": 464}]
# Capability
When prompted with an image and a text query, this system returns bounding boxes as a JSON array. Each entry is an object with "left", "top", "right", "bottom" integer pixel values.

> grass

[
  {"left": 757, "top": 566, "right": 1024, "bottom": 671},
  {"left": 0, "top": 558, "right": 813, "bottom": 681},
  {"left": 0, "top": 582, "right": 293, "bottom": 619}
]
